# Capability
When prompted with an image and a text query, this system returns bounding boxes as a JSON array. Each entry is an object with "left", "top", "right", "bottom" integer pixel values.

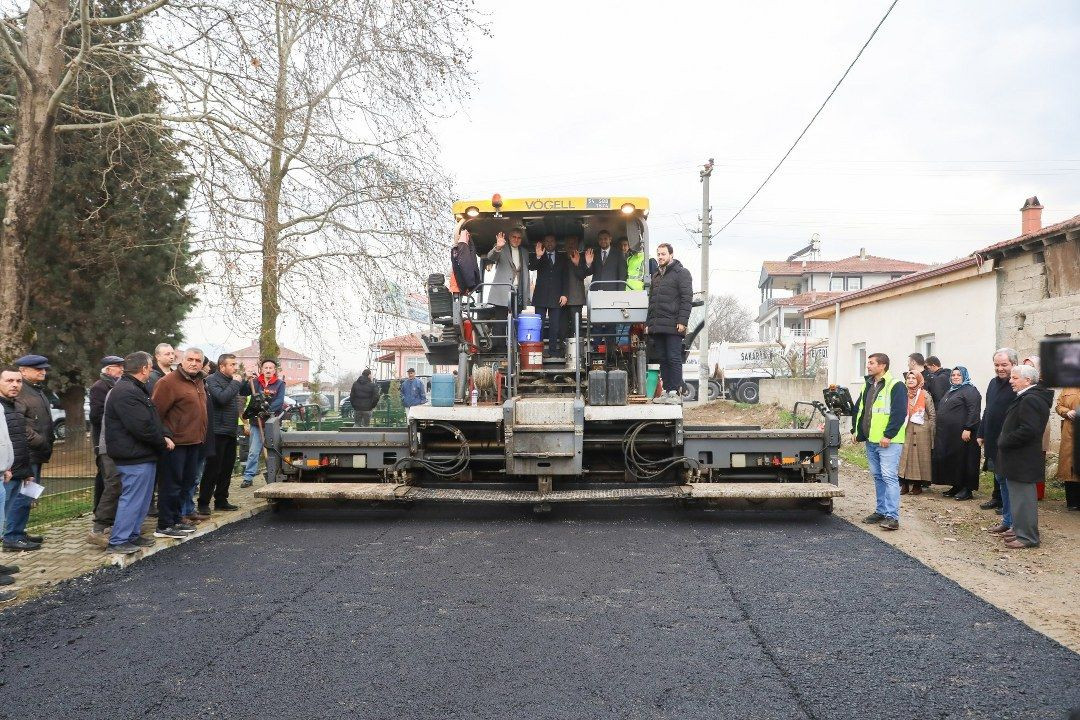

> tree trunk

[
  {"left": 59, "top": 383, "right": 86, "bottom": 440},
  {"left": 257, "top": 3, "right": 291, "bottom": 362},
  {"left": 0, "top": 0, "right": 68, "bottom": 360}
]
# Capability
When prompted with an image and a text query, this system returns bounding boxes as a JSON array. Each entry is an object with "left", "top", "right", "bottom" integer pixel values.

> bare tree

[
  {"left": 178, "top": 0, "right": 481, "bottom": 359},
  {"left": 706, "top": 293, "right": 753, "bottom": 346}
]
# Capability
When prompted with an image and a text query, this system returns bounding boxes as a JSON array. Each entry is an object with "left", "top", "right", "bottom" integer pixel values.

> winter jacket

[
  {"left": 925, "top": 368, "right": 952, "bottom": 406},
  {"left": 451, "top": 237, "right": 481, "bottom": 294},
  {"left": 151, "top": 368, "right": 208, "bottom": 446},
  {"left": 645, "top": 259, "right": 693, "bottom": 335},
  {"left": 146, "top": 364, "right": 170, "bottom": 396},
  {"left": 17, "top": 380, "right": 54, "bottom": 463},
  {"left": 104, "top": 374, "right": 170, "bottom": 466},
  {"left": 852, "top": 373, "right": 909, "bottom": 442},
  {"left": 1, "top": 396, "right": 43, "bottom": 478},
  {"left": 996, "top": 385, "right": 1054, "bottom": 484},
  {"left": 977, "top": 375, "right": 1016, "bottom": 471},
  {"left": 0, "top": 406, "right": 11, "bottom": 474},
  {"left": 529, "top": 250, "right": 571, "bottom": 309},
  {"left": 89, "top": 374, "right": 117, "bottom": 452},
  {"left": 401, "top": 377, "right": 427, "bottom": 408},
  {"left": 206, "top": 370, "right": 243, "bottom": 435},
  {"left": 240, "top": 374, "right": 287, "bottom": 415},
  {"left": 350, "top": 376, "right": 381, "bottom": 413}
]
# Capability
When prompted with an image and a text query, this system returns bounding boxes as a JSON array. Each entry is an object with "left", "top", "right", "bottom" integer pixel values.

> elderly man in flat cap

[
  {"left": 87, "top": 356, "right": 125, "bottom": 547},
  {"left": 14, "top": 355, "right": 55, "bottom": 484}
]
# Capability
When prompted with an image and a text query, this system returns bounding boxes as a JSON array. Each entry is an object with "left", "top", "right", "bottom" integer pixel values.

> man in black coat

[
  {"left": 645, "top": 243, "right": 693, "bottom": 405},
  {"left": 199, "top": 353, "right": 244, "bottom": 514},
  {"left": 87, "top": 356, "right": 125, "bottom": 546},
  {"left": 146, "top": 343, "right": 175, "bottom": 396},
  {"left": 14, "top": 355, "right": 54, "bottom": 480},
  {"left": 994, "top": 365, "right": 1053, "bottom": 549},
  {"left": 1, "top": 366, "right": 49, "bottom": 552},
  {"left": 977, "top": 349, "right": 1017, "bottom": 511},
  {"left": 587, "top": 230, "right": 627, "bottom": 289},
  {"left": 104, "top": 352, "right": 177, "bottom": 553},
  {"left": 528, "top": 234, "right": 570, "bottom": 357},
  {"left": 350, "top": 369, "right": 381, "bottom": 426},
  {"left": 924, "top": 356, "right": 951, "bottom": 406}
]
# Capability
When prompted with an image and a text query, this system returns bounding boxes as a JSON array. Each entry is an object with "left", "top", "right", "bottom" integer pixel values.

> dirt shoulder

[{"left": 835, "top": 458, "right": 1080, "bottom": 653}]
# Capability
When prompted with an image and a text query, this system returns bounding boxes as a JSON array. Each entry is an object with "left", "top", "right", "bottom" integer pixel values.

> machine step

[
  {"left": 685, "top": 482, "right": 844, "bottom": 499},
  {"left": 255, "top": 482, "right": 407, "bottom": 501},
  {"left": 406, "top": 486, "right": 683, "bottom": 503}
]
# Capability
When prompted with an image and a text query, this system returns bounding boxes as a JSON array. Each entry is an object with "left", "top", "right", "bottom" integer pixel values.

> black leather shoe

[
  {"left": 2, "top": 540, "right": 41, "bottom": 552},
  {"left": 0, "top": 563, "right": 19, "bottom": 574},
  {"left": 23, "top": 534, "right": 43, "bottom": 544},
  {"left": 215, "top": 502, "right": 240, "bottom": 511},
  {"left": 980, "top": 499, "right": 1002, "bottom": 510},
  {"left": 954, "top": 489, "right": 974, "bottom": 501},
  {"left": 943, "top": 487, "right": 960, "bottom": 497}
]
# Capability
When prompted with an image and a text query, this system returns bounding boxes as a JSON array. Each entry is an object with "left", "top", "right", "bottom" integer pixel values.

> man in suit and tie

[
  {"left": 585, "top": 230, "right": 627, "bottom": 351},
  {"left": 528, "top": 234, "right": 569, "bottom": 357},
  {"left": 483, "top": 228, "right": 530, "bottom": 313}
]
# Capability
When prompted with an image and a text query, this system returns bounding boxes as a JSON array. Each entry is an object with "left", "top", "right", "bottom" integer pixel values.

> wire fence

[{"left": 28, "top": 428, "right": 97, "bottom": 531}]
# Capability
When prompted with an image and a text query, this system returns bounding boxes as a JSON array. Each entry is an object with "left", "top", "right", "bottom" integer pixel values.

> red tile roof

[
  {"left": 771, "top": 290, "right": 846, "bottom": 308},
  {"left": 804, "top": 256, "right": 980, "bottom": 313},
  {"left": 762, "top": 255, "right": 929, "bottom": 276},
  {"left": 975, "top": 213, "right": 1080, "bottom": 256},
  {"left": 374, "top": 332, "right": 424, "bottom": 351},
  {"left": 230, "top": 341, "right": 311, "bottom": 361}
]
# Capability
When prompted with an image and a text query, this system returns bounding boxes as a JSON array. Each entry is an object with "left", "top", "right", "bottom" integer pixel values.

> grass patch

[
  {"left": 839, "top": 443, "right": 869, "bottom": 470},
  {"left": 28, "top": 486, "right": 93, "bottom": 530}
]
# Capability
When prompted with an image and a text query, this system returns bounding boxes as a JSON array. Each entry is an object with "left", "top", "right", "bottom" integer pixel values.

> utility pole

[{"left": 698, "top": 158, "right": 713, "bottom": 403}]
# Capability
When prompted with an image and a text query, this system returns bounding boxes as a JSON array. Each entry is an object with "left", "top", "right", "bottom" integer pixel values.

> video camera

[{"left": 1039, "top": 337, "right": 1080, "bottom": 478}]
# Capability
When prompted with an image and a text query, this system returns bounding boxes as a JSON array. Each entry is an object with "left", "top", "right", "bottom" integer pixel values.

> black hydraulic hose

[{"left": 391, "top": 422, "right": 471, "bottom": 478}]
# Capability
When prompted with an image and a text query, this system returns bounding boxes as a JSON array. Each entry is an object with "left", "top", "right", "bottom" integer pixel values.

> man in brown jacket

[{"left": 151, "top": 348, "right": 208, "bottom": 534}]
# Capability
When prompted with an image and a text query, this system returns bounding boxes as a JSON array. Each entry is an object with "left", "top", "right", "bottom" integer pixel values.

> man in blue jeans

[
  {"left": 851, "top": 352, "right": 908, "bottom": 531},
  {"left": 240, "top": 359, "right": 286, "bottom": 487},
  {"left": 1, "top": 366, "right": 49, "bottom": 552}
]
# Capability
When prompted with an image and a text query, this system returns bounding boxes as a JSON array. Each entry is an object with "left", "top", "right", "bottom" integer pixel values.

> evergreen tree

[{"left": 0, "top": 1, "right": 197, "bottom": 426}]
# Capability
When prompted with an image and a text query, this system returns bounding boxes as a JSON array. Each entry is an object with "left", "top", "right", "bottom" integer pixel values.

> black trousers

[
  {"left": 93, "top": 453, "right": 104, "bottom": 510},
  {"left": 158, "top": 444, "right": 200, "bottom": 529},
  {"left": 537, "top": 305, "right": 563, "bottom": 356},
  {"left": 199, "top": 433, "right": 238, "bottom": 508},
  {"left": 655, "top": 332, "right": 683, "bottom": 393}
]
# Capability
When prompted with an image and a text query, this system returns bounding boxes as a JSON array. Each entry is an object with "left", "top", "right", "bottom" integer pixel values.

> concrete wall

[
  {"left": 759, "top": 378, "right": 821, "bottom": 410},
  {"left": 823, "top": 272, "right": 998, "bottom": 395}
]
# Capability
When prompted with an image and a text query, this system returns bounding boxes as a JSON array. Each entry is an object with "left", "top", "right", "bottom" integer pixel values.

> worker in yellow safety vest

[
  {"left": 851, "top": 352, "right": 908, "bottom": 531},
  {"left": 621, "top": 238, "right": 647, "bottom": 291}
]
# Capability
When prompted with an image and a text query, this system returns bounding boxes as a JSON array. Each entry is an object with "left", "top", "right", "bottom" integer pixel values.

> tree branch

[
  {"left": 65, "top": 0, "right": 170, "bottom": 31},
  {"left": 0, "top": 19, "right": 33, "bottom": 84}
]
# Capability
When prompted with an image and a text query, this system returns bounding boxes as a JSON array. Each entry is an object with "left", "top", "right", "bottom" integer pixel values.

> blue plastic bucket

[
  {"left": 516, "top": 313, "right": 542, "bottom": 343},
  {"left": 430, "top": 373, "right": 455, "bottom": 407}
]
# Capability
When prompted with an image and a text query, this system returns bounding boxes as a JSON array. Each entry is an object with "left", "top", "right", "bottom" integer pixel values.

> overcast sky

[{"left": 184, "top": 0, "right": 1080, "bottom": 375}]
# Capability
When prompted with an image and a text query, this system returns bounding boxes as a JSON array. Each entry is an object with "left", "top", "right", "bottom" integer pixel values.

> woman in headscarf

[
  {"left": 1023, "top": 355, "right": 1051, "bottom": 500},
  {"left": 932, "top": 365, "right": 982, "bottom": 499},
  {"left": 899, "top": 371, "right": 935, "bottom": 495}
]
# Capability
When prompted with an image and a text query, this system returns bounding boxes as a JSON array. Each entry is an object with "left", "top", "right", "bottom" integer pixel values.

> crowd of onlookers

[
  {"left": 852, "top": 349, "right": 1079, "bottom": 546},
  {"left": 1, "top": 345, "right": 290, "bottom": 603}
]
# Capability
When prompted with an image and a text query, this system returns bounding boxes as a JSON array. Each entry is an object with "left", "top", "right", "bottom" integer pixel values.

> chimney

[
  {"left": 1020, "top": 196, "right": 1043, "bottom": 235},
  {"left": 859, "top": 247, "right": 867, "bottom": 260}
]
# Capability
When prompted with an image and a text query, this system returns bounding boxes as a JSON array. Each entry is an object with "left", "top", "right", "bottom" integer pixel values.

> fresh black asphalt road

[{"left": 1, "top": 504, "right": 1078, "bottom": 719}]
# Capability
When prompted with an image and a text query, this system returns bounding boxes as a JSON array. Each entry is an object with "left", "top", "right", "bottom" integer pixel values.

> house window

[
  {"left": 847, "top": 276, "right": 862, "bottom": 290},
  {"left": 829, "top": 276, "right": 845, "bottom": 291},
  {"left": 407, "top": 357, "right": 432, "bottom": 376},
  {"left": 917, "top": 334, "right": 935, "bottom": 359},
  {"left": 852, "top": 343, "right": 867, "bottom": 378}
]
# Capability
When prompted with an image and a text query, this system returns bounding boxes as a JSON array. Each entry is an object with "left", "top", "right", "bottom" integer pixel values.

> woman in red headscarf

[{"left": 899, "top": 371, "right": 935, "bottom": 495}]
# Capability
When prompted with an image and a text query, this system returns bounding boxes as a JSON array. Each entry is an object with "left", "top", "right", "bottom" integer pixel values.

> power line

[{"left": 715, "top": 0, "right": 902, "bottom": 237}]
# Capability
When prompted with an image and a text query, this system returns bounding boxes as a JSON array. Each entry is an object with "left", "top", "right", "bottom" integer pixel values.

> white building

[
  {"left": 757, "top": 250, "right": 928, "bottom": 341},
  {"left": 805, "top": 198, "right": 1080, "bottom": 405}
]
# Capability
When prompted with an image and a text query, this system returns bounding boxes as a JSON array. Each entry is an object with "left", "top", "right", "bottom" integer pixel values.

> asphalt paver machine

[{"left": 257, "top": 196, "right": 844, "bottom": 513}]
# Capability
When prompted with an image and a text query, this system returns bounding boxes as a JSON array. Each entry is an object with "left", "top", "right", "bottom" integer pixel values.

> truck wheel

[
  {"left": 679, "top": 381, "right": 698, "bottom": 402},
  {"left": 707, "top": 380, "right": 723, "bottom": 401},
  {"left": 735, "top": 381, "right": 759, "bottom": 404}
]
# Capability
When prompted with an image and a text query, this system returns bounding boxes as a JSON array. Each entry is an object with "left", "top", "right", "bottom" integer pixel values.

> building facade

[
  {"left": 230, "top": 340, "right": 312, "bottom": 385},
  {"left": 757, "top": 250, "right": 927, "bottom": 341}
]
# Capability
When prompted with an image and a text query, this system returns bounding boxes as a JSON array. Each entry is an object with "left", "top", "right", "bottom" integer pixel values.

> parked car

[{"left": 288, "top": 391, "right": 332, "bottom": 412}]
